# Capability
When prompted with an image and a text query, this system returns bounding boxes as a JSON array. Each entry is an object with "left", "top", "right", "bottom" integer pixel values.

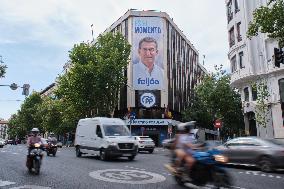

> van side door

[{"left": 95, "top": 125, "right": 103, "bottom": 150}]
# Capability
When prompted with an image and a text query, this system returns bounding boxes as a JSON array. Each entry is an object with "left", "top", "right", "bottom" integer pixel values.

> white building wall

[{"left": 226, "top": 0, "right": 284, "bottom": 139}]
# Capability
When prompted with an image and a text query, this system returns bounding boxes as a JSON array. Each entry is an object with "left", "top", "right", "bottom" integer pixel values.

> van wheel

[
  {"left": 148, "top": 149, "right": 154, "bottom": 154},
  {"left": 100, "top": 149, "right": 108, "bottom": 161},
  {"left": 76, "top": 146, "right": 82, "bottom": 157}
]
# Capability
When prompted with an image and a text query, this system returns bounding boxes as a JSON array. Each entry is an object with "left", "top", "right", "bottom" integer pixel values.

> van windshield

[{"left": 103, "top": 125, "right": 130, "bottom": 136}]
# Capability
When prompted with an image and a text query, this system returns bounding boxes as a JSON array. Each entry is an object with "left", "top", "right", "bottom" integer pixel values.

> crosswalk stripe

[{"left": 0, "top": 180, "right": 16, "bottom": 187}]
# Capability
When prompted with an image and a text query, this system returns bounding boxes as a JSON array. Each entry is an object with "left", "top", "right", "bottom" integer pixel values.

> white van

[{"left": 74, "top": 117, "right": 138, "bottom": 161}]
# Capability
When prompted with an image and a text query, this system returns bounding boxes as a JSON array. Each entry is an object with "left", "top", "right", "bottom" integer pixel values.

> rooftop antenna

[
  {"left": 202, "top": 55, "right": 205, "bottom": 66},
  {"left": 91, "top": 24, "right": 94, "bottom": 43}
]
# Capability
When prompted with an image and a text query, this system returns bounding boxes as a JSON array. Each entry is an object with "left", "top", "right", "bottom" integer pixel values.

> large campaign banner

[{"left": 132, "top": 17, "right": 164, "bottom": 90}]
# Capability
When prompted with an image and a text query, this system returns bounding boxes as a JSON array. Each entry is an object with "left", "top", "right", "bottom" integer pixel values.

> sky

[{"left": 0, "top": 0, "right": 229, "bottom": 120}]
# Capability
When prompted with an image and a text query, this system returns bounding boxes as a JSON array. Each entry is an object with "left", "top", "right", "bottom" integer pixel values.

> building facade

[
  {"left": 41, "top": 10, "right": 207, "bottom": 145},
  {"left": 226, "top": 0, "right": 284, "bottom": 139},
  {"left": 104, "top": 10, "right": 207, "bottom": 144},
  {"left": 0, "top": 120, "right": 8, "bottom": 139}
]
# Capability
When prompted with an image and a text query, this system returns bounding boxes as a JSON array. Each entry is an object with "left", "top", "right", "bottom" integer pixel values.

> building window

[
  {"left": 278, "top": 79, "right": 284, "bottom": 127},
  {"left": 239, "top": 51, "right": 244, "bottom": 68},
  {"left": 235, "top": 0, "right": 240, "bottom": 13},
  {"left": 227, "top": 0, "right": 233, "bottom": 23},
  {"left": 231, "top": 55, "right": 237, "bottom": 72},
  {"left": 229, "top": 27, "right": 235, "bottom": 47},
  {"left": 252, "top": 86, "right": 257, "bottom": 101},
  {"left": 244, "top": 87, "right": 249, "bottom": 101},
  {"left": 237, "top": 22, "right": 242, "bottom": 42}
]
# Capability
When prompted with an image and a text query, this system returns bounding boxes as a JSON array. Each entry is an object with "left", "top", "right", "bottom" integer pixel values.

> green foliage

[
  {"left": 8, "top": 93, "right": 43, "bottom": 138},
  {"left": 247, "top": 0, "right": 284, "bottom": 47},
  {"left": 182, "top": 66, "right": 244, "bottom": 136},
  {"left": 0, "top": 64, "right": 7, "bottom": 78},
  {"left": 8, "top": 32, "right": 131, "bottom": 137},
  {"left": 55, "top": 32, "right": 131, "bottom": 130},
  {"left": 252, "top": 80, "right": 270, "bottom": 128}
]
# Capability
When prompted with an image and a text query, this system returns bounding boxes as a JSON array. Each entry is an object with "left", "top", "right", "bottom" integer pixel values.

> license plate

[{"left": 124, "top": 154, "right": 132, "bottom": 156}]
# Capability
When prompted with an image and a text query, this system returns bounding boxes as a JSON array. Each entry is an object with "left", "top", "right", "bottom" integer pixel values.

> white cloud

[{"left": 0, "top": 0, "right": 231, "bottom": 120}]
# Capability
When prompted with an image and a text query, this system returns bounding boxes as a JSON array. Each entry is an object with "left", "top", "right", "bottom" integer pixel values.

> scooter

[
  {"left": 46, "top": 142, "right": 57, "bottom": 156},
  {"left": 165, "top": 144, "right": 232, "bottom": 188},
  {"left": 27, "top": 143, "right": 44, "bottom": 175}
]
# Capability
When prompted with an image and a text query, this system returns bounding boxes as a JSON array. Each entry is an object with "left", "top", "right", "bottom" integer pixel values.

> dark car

[
  {"left": 7, "top": 139, "right": 16, "bottom": 145},
  {"left": 215, "top": 137, "right": 284, "bottom": 172}
]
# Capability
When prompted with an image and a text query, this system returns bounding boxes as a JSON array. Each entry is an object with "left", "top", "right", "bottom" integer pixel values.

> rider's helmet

[
  {"left": 177, "top": 121, "right": 196, "bottom": 133},
  {"left": 49, "top": 132, "right": 55, "bottom": 137},
  {"left": 31, "top": 128, "right": 40, "bottom": 136}
]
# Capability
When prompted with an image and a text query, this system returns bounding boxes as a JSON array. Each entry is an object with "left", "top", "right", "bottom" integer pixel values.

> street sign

[
  {"left": 214, "top": 119, "right": 222, "bottom": 128},
  {"left": 168, "top": 128, "right": 172, "bottom": 134}
]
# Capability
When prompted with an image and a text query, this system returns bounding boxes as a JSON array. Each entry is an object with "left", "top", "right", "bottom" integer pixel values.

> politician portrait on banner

[{"left": 132, "top": 17, "right": 164, "bottom": 90}]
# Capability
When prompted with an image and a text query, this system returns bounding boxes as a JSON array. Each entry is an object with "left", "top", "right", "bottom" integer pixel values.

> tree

[
  {"left": 8, "top": 92, "right": 43, "bottom": 138},
  {"left": 252, "top": 80, "right": 270, "bottom": 128},
  {"left": 182, "top": 66, "right": 244, "bottom": 137},
  {"left": 247, "top": 0, "right": 284, "bottom": 47},
  {"left": 55, "top": 32, "right": 131, "bottom": 129},
  {"left": 0, "top": 64, "right": 7, "bottom": 78}
]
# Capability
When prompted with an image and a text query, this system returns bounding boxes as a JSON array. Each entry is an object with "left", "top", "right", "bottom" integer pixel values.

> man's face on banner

[{"left": 138, "top": 41, "right": 158, "bottom": 67}]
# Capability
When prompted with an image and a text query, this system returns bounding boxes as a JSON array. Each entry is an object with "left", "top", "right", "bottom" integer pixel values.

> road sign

[
  {"left": 141, "top": 127, "right": 145, "bottom": 132},
  {"left": 214, "top": 119, "right": 222, "bottom": 128},
  {"left": 168, "top": 128, "right": 172, "bottom": 134}
]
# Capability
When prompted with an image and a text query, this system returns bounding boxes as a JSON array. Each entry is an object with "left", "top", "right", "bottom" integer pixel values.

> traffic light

[
  {"left": 274, "top": 48, "right": 284, "bottom": 68},
  {"left": 22, "top": 84, "right": 30, "bottom": 96}
]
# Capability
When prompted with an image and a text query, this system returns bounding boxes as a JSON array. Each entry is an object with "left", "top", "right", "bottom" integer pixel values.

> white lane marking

[
  {"left": 12, "top": 153, "right": 18, "bottom": 154},
  {"left": 0, "top": 180, "right": 16, "bottom": 187},
  {"left": 89, "top": 169, "right": 166, "bottom": 184},
  {"left": 9, "top": 185, "right": 51, "bottom": 189},
  {"left": 276, "top": 176, "right": 282, "bottom": 179},
  {"left": 268, "top": 175, "right": 274, "bottom": 178}
]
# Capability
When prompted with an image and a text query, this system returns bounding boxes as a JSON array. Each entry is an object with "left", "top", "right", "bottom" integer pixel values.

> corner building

[
  {"left": 226, "top": 0, "right": 284, "bottom": 139},
  {"left": 104, "top": 10, "right": 206, "bottom": 145}
]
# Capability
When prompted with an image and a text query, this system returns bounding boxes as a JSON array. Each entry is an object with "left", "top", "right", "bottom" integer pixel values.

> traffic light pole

[{"left": 0, "top": 83, "right": 30, "bottom": 96}]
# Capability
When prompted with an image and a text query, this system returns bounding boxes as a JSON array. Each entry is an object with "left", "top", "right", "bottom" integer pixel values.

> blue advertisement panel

[{"left": 132, "top": 17, "right": 164, "bottom": 90}]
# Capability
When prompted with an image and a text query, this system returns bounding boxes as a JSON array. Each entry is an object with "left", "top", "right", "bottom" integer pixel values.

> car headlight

[
  {"left": 214, "top": 155, "right": 228, "bottom": 163},
  {"left": 34, "top": 143, "right": 41, "bottom": 148}
]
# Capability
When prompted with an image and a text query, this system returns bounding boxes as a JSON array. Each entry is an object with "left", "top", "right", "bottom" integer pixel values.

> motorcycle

[
  {"left": 165, "top": 143, "right": 232, "bottom": 188},
  {"left": 46, "top": 142, "right": 57, "bottom": 156},
  {"left": 27, "top": 143, "right": 44, "bottom": 175}
]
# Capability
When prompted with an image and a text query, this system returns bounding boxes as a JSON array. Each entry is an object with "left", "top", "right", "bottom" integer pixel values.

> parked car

[
  {"left": 134, "top": 136, "right": 155, "bottom": 153},
  {"left": 0, "top": 138, "right": 5, "bottom": 148},
  {"left": 162, "top": 138, "right": 175, "bottom": 149},
  {"left": 7, "top": 139, "right": 16, "bottom": 145},
  {"left": 215, "top": 137, "right": 284, "bottom": 172}
]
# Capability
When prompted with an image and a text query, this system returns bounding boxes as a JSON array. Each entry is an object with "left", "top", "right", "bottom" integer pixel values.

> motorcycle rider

[
  {"left": 26, "top": 128, "right": 44, "bottom": 168},
  {"left": 47, "top": 132, "right": 57, "bottom": 145},
  {"left": 173, "top": 121, "right": 201, "bottom": 173}
]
